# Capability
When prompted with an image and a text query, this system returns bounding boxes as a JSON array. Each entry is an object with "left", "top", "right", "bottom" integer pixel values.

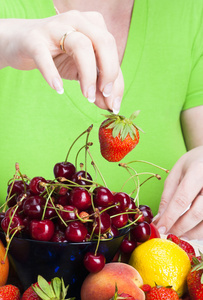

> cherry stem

[
  {"left": 86, "top": 147, "right": 107, "bottom": 187},
  {"left": 118, "top": 214, "right": 143, "bottom": 231},
  {"left": 119, "top": 160, "right": 169, "bottom": 173},
  {"left": 94, "top": 212, "right": 101, "bottom": 255},
  {"left": 6, "top": 204, "right": 20, "bottom": 238},
  {"left": 130, "top": 174, "right": 161, "bottom": 196},
  {"left": 41, "top": 187, "right": 54, "bottom": 220},
  {"left": 119, "top": 164, "right": 140, "bottom": 206},
  {"left": 64, "top": 124, "right": 93, "bottom": 163},
  {"left": 75, "top": 143, "right": 93, "bottom": 171},
  {"left": 3, "top": 226, "right": 23, "bottom": 262},
  {"left": 15, "top": 163, "right": 28, "bottom": 194},
  {"left": 84, "top": 126, "right": 93, "bottom": 179}
]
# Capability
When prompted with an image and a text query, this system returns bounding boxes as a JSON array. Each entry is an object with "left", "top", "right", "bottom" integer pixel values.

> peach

[{"left": 80, "top": 262, "right": 145, "bottom": 300}]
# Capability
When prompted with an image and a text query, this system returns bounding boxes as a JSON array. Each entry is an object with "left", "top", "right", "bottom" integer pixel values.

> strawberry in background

[
  {"left": 167, "top": 234, "right": 196, "bottom": 263},
  {"left": 143, "top": 285, "right": 179, "bottom": 300},
  {"left": 0, "top": 285, "right": 20, "bottom": 300},
  {"left": 187, "top": 252, "right": 203, "bottom": 300}
]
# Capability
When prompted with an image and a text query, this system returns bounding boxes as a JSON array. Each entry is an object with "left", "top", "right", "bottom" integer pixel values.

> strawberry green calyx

[
  {"left": 32, "top": 276, "right": 75, "bottom": 300},
  {"left": 109, "top": 283, "right": 135, "bottom": 300},
  {"left": 101, "top": 111, "right": 143, "bottom": 141}
]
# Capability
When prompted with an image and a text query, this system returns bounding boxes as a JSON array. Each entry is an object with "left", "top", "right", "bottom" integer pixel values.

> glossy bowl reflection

[{"left": 0, "top": 228, "right": 129, "bottom": 300}]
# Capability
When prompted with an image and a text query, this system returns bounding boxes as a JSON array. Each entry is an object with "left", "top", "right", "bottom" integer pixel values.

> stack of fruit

[{"left": 0, "top": 112, "right": 202, "bottom": 299}]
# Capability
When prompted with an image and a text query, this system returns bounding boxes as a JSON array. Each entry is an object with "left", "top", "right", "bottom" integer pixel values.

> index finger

[{"left": 156, "top": 168, "right": 203, "bottom": 234}]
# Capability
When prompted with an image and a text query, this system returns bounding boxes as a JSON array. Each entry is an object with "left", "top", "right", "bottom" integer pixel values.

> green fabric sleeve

[{"left": 183, "top": 7, "right": 203, "bottom": 110}]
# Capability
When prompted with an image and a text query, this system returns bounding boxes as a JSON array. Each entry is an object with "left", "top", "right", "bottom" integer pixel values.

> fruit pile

[{"left": 0, "top": 121, "right": 165, "bottom": 275}]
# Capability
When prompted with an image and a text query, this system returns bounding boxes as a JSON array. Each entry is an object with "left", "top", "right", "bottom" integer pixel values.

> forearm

[{"left": 181, "top": 106, "right": 203, "bottom": 150}]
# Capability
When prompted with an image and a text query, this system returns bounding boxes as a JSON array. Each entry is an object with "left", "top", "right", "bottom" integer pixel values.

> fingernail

[
  {"left": 113, "top": 97, "right": 121, "bottom": 114},
  {"left": 158, "top": 226, "right": 166, "bottom": 235},
  {"left": 87, "top": 85, "right": 96, "bottom": 103},
  {"left": 103, "top": 82, "right": 113, "bottom": 97},
  {"left": 53, "top": 78, "right": 64, "bottom": 94}
]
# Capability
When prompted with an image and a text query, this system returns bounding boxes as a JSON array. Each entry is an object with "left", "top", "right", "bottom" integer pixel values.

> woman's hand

[
  {"left": 0, "top": 11, "right": 124, "bottom": 113},
  {"left": 154, "top": 145, "right": 203, "bottom": 240}
]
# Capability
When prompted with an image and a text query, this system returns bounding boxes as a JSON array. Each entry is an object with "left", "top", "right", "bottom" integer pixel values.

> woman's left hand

[{"left": 154, "top": 145, "right": 203, "bottom": 240}]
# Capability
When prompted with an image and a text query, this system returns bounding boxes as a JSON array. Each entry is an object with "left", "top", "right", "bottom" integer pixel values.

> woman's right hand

[{"left": 0, "top": 11, "right": 124, "bottom": 113}]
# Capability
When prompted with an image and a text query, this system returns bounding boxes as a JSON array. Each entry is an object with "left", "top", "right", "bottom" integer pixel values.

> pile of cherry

[{"left": 0, "top": 159, "right": 155, "bottom": 273}]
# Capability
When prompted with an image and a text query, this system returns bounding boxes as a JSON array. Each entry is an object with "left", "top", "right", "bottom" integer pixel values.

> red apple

[{"left": 149, "top": 222, "right": 160, "bottom": 239}]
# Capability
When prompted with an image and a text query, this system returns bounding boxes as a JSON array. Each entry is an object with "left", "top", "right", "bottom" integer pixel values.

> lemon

[{"left": 128, "top": 238, "right": 191, "bottom": 297}]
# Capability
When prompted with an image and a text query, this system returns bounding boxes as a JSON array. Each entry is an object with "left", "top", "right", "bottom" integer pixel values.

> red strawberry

[
  {"left": 0, "top": 285, "right": 20, "bottom": 300},
  {"left": 21, "top": 275, "right": 74, "bottom": 300},
  {"left": 167, "top": 234, "right": 196, "bottom": 261},
  {"left": 145, "top": 285, "right": 179, "bottom": 300},
  {"left": 99, "top": 111, "right": 142, "bottom": 162},
  {"left": 179, "top": 239, "right": 196, "bottom": 256},
  {"left": 167, "top": 233, "right": 180, "bottom": 244},
  {"left": 141, "top": 284, "right": 151, "bottom": 293},
  {"left": 21, "top": 283, "right": 41, "bottom": 300},
  {"left": 187, "top": 252, "right": 203, "bottom": 300}
]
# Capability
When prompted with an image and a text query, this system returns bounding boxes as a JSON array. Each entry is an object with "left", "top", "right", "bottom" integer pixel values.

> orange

[
  {"left": 0, "top": 239, "right": 9, "bottom": 286},
  {"left": 129, "top": 238, "right": 191, "bottom": 297}
]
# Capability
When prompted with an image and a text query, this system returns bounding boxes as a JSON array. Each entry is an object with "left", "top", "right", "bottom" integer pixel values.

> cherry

[
  {"left": 69, "top": 187, "right": 91, "bottom": 210},
  {"left": 65, "top": 221, "right": 88, "bottom": 242},
  {"left": 23, "top": 195, "right": 46, "bottom": 219},
  {"left": 128, "top": 199, "right": 137, "bottom": 210},
  {"left": 120, "top": 235, "right": 137, "bottom": 254},
  {"left": 29, "top": 176, "right": 47, "bottom": 195},
  {"left": 57, "top": 192, "right": 71, "bottom": 206},
  {"left": 44, "top": 202, "right": 57, "bottom": 219},
  {"left": 7, "top": 180, "right": 29, "bottom": 207},
  {"left": 113, "top": 192, "right": 131, "bottom": 211},
  {"left": 58, "top": 205, "right": 78, "bottom": 229},
  {"left": 107, "top": 225, "right": 119, "bottom": 238},
  {"left": 139, "top": 205, "right": 153, "bottom": 223},
  {"left": 1, "top": 215, "right": 24, "bottom": 236},
  {"left": 56, "top": 186, "right": 70, "bottom": 196},
  {"left": 111, "top": 209, "right": 129, "bottom": 228},
  {"left": 22, "top": 216, "right": 31, "bottom": 236},
  {"left": 83, "top": 252, "right": 106, "bottom": 273},
  {"left": 133, "top": 211, "right": 145, "bottom": 223},
  {"left": 93, "top": 186, "right": 114, "bottom": 207},
  {"left": 131, "top": 221, "right": 151, "bottom": 243},
  {"left": 93, "top": 211, "right": 111, "bottom": 235},
  {"left": 71, "top": 170, "right": 92, "bottom": 187},
  {"left": 51, "top": 230, "right": 67, "bottom": 243},
  {"left": 0, "top": 212, "right": 5, "bottom": 224},
  {"left": 30, "top": 219, "right": 55, "bottom": 241},
  {"left": 54, "top": 162, "right": 76, "bottom": 181},
  {"left": 5, "top": 207, "right": 21, "bottom": 218}
]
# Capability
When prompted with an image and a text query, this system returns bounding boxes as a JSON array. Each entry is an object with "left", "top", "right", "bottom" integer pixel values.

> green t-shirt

[{"left": 0, "top": 0, "right": 203, "bottom": 215}]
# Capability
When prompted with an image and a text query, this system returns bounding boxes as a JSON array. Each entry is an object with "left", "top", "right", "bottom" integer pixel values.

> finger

[
  {"left": 168, "top": 192, "right": 203, "bottom": 236},
  {"left": 154, "top": 163, "right": 182, "bottom": 221},
  {"left": 63, "top": 31, "right": 97, "bottom": 102},
  {"left": 156, "top": 168, "right": 203, "bottom": 235},
  {"left": 180, "top": 221, "right": 203, "bottom": 240},
  {"left": 74, "top": 15, "right": 120, "bottom": 96},
  {"left": 30, "top": 43, "right": 64, "bottom": 94},
  {"left": 93, "top": 68, "right": 124, "bottom": 112}
]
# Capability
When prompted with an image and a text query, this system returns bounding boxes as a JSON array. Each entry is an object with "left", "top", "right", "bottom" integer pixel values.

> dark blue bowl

[{"left": 0, "top": 228, "right": 129, "bottom": 300}]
